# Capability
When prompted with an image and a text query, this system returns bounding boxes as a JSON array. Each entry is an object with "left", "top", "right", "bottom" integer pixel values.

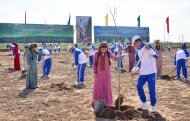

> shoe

[
  {"left": 45, "top": 76, "right": 50, "bottom": 80},
  {"left": 76, "top": 82, "right": 85, "bottom": 89},
  {"left": 174, "top": 77, "right": 180, "bottom": 80},
  {"left": 75, "top": 80, "right": 79, "bottom": 85},
  {"left": 185, "top": 78, "right": 189, "bottom": 81},
  {"left": 89, "top": 65, "right": 93, "bottom": 68},
  {"left": 78, "top": 82, "right": 84, "bottom": 85},
  {"left": 41, "top": 75, "right": 45, "bottom": 79},
  {"left": 151, "top": 106, "right": 156, "bottom": 112},
  {"left": 137, "top": 102, "right": 148, "bottom": 109}
]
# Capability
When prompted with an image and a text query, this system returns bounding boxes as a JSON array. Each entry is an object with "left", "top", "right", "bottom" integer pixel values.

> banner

[
  {"left": 76, "top": 16, "right": 92, "bottom": 43},
  {"left": 94, "top": 26, "right": 149, "bottom": 43},
  {"left": 0, "top": 23, "right": 74, "bottom": 43}
]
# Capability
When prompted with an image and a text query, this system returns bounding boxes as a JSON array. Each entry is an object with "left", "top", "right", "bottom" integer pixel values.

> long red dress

[{"left": 13, "top": 44, "right": 21, "bottom": 70}]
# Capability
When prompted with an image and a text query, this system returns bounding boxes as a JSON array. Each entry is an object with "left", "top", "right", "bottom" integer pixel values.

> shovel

[
  {"left": 160, "top": 68, "right": 176, "bottom": 80},
  {"left": 115, "top": 49, "right": 146, "bottom": 108}
]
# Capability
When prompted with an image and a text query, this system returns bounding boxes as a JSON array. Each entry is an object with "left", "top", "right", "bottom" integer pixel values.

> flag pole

[
  {"left": 164, "top": 25, "right": 165, "bottom": 50},
  {"left": 23, "top": 10, "right": 26, "bottom": 71}
]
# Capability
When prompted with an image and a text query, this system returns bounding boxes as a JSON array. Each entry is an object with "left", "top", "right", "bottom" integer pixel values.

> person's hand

[
  {"left": 131, "top": 71, "right": 136, "bottom": 77},
  {"left": 131, "top": 67, "right": 137, "bottom": 77},
  {"left": 94, "top": 73, "right": 98, "bottom": 79},
  {"left": 28, "top": 65, "right": 31, "bottom": 70},
  {"left": 117, "top": 56, "right": 121, "bottom": 60},
  {"left": 145, "top": 44, "right": 150, "bottom": 50},
  {"left": 74, "top": 65, "right": 77, "bottom": 70}
]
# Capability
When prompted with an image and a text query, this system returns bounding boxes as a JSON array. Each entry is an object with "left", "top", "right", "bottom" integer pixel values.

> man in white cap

[
  {"left": 131, "top": 35, "right": 158, "bottom": 112},
  {"left": 67, "top": 45, "right": 87, "bottom": 86}
]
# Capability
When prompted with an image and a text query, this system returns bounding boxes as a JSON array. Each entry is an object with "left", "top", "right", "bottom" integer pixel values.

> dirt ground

[{"left": 0, "top": 49, "right": 190, "bottom": 121}]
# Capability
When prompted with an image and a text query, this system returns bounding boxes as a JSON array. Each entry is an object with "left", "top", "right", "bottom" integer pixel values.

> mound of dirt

[
  {"left": 21, "top": 70, "right": 27, "bottom": 74},
  {"left": 41, "top": 82, "right": 74, "bottom": 91},
  {"left": 160, "top": 75, "right": 172, "bottom": 80},
  {"left": 95, "top": 105, "right": 166, "bottom": 120},
  {"left": 6, "top": 68, "right": 15, "bottom": 73},
  {"left": 19, "top": 74, "right": 27, "bottom": 79},
  {"left": 160, "top": 75, "right": 176, "bottom": 80},
  {"left": 58, "top": 61, "right": 65, "bottom": 64}
]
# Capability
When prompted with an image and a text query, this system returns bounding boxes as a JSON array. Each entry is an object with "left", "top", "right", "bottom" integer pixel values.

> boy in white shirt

[{"left": 131, "top": 35, "right": 158, "bottom": 112}]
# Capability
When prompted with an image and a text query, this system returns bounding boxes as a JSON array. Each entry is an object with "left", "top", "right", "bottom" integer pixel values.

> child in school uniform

[
  {"left": 174, "top": 43, "right": 189, "bottom": 81},
  {"left": 49, "top": 44, "right": 52, "bottom": 54},
  {"left": 67, "top": 45, "right": 87, "bottom": 86},
  {"left": 58, "top": 43, "right": 61, "bottom": 53},
  {"left": 87, "top": 42, "right": 95, "bottom": 68},
  {"left": 131, "top": 35, "right": 158, "bottom": 112},
  {"left": 54, "top": 43, "right": 57, "bottom": 53},
  {"left": 38, "top": 48, "right": 52, "bottom": 79}
]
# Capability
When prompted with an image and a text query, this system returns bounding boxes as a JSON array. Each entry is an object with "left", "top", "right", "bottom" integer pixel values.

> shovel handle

[
  {"left": 63, "top": 69, "right": 76, "bottom": 82},
  {"left": 121, "top": 49, "right": 147, "bottom": 95},
  {"left": 135, "top": 49, "right": 146, "bottom": 68},
  {"left": 167, "top": 68, "right": 176, "bottom": 75}
]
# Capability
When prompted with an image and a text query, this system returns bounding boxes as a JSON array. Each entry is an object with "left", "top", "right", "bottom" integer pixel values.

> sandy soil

[{"left": 0, "top": 49, "right": 190, "bottom": 121}]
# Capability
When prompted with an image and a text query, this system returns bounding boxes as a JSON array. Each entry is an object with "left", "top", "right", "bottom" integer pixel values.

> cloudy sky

[{"left": 0, "top": 0, "right": 189, "bottom": 42}]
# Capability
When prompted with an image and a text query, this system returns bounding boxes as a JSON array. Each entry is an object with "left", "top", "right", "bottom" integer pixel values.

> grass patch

[{"left": 0, "top": 42, "right": 189, "bottom": 50}]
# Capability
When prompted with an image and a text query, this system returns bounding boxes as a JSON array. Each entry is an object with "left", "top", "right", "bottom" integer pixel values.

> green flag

[{"left": 137, "top": 15, "right": 140, "bottom": 27}]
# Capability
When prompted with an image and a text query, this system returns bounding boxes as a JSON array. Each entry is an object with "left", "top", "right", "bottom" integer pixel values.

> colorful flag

[
  {"left": 137, "top": 15, "right": 140, "bottom": 27},
  {"left": 166, "top": 17, "right": 169, "bottom": 33},
  {"left": 105, "top": 14, "right": 108, "bottom": 26},
  {"left": 67, "top": 14, "right": 71, "bottom": 26},
  {"left": 25, "top": 11, "right": 26, "bottom": 24}
]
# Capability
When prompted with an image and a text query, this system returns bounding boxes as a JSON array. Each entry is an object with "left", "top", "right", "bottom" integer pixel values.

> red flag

[
  {"left": 25, "top": 11, "right": 26, "bottom": 24},
  {"left": 166, "top": 17, "right": 169, "bottom": 33}
]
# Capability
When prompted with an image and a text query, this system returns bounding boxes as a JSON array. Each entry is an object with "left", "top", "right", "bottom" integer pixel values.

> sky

[{"left": 0, "top": 0, "right": 190, "bottom": 43}]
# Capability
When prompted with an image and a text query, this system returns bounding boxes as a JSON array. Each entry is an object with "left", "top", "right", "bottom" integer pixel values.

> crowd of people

[{"left": 5, "top": 35, "right": 189, "bottom": 112}]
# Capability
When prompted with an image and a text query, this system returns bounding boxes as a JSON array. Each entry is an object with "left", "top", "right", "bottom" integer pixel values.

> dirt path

[{"left": 0, "top": 50, "right": 190, "bottom": 121}]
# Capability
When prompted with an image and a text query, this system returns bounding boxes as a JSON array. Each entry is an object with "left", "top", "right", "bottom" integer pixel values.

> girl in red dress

[{"left": 12, "top": 43, "right": 21, "bottom": 70}]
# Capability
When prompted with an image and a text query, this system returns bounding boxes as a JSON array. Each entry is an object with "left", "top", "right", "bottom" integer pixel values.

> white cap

[
  {"left": 42, "top": 49, "right": 50, "bottom": 55},
  {"left": 67, "top": 45, "right": 73, "bottom": 52},
  {"left": 132, "top": 35, "right": 141, "bottom": 46}
]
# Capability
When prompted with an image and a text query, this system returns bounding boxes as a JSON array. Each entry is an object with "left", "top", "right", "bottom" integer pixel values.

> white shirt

[
  {"left": 58, "top": 44, "right": 61, "bottom": 49},
  {"left": 54, "top": 44, "right": 57, "bottom": 49},
  {"left": 89, "top": 45, "right": 95, "bottom": 56},
  {"left": 133, "top": 43, "right": 158, "bottom": 75},
  {"left": 176, "top": 49, "right": 189, "bottom": 61},
  {"left": 42, "top": 49, "right": 51, "bottom": 60}
]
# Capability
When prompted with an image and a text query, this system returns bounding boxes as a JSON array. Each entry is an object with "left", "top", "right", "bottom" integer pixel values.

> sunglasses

[{"left": 101, "top": 45, "right": 108, "bottom": 48}]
